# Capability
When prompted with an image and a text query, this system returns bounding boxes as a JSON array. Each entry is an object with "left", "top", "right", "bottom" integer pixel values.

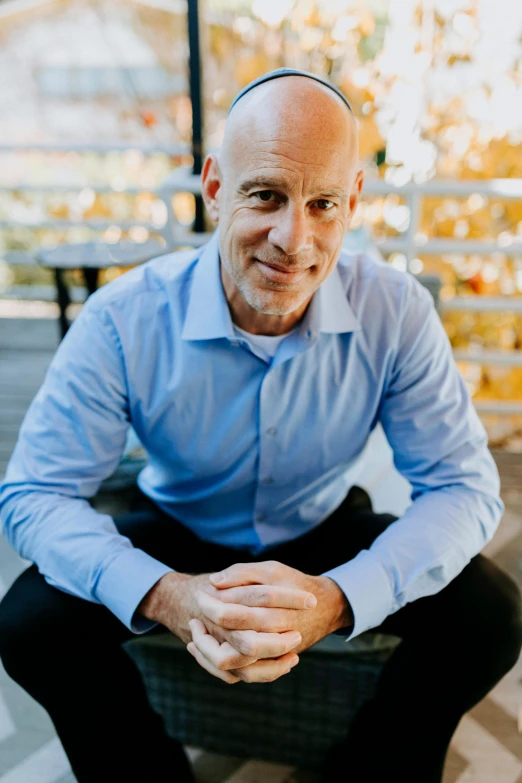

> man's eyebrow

[
  {"left": 237, "top": 177, "right": 347, "bottom": 200},
  {"left": 238, "top": 177, "right": 287, "bottom": 193}
]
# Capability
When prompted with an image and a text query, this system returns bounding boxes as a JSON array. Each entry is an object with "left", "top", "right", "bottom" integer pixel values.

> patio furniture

[
  {"left": 36, "top": 238, "right": 165, "bottom": 340},
  {"left": 125, "top": 629, "right": 401, "bottom": 771}
]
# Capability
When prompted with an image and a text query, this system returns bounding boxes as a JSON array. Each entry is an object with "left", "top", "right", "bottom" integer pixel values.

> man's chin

[{"left": 246, "top": 291, "right": 306, "bottom": 317}]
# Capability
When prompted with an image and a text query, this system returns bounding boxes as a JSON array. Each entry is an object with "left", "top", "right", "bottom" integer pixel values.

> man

[{"left": 0, "top": 68, "right": 521, "bottom": 783}]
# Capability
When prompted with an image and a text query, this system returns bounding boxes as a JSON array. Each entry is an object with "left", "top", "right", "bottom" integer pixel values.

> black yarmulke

[{"left": 228, "top": 67, "right": 353, "bottom": 115}]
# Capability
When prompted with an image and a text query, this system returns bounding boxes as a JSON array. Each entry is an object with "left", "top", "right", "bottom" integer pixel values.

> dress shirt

[{"left": 0, "top": 230, "right": 504, "bottom": 641}]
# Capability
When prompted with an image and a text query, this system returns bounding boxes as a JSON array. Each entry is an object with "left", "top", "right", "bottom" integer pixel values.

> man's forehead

[
  {"left": 228, "top": 123, "right": 354, "bottom": 176},
  {"left": 229, "top": 124, "right": 353, "bottom": 166}
]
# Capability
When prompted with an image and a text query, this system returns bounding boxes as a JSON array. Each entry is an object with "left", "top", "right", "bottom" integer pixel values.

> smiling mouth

[{"left": 255, "top": 259, "right": 308, "bottom": 283}]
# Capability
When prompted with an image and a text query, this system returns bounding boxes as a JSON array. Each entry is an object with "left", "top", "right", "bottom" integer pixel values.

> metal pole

[{"left": 187, "top": 0, "right": 205, "bottom": 232}]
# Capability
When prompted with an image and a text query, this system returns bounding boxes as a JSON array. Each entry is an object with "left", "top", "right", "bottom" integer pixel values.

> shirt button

[
  {"left": 266, "top": 427, "right": 277, "bottom": 436},
  {"left": 262, "top": 477, "right": 274, "bottom": 485},
  {"left": 255, "top": 512, "right": 267, "bottom": 522}
]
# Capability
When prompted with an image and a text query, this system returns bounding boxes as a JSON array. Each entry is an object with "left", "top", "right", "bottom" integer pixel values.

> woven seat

[{"left": 125, "top": 630, "right": 401, "bottom": 770}]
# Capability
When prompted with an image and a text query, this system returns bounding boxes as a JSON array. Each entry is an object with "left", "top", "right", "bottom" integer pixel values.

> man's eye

[
  {"left": 255, "top": 190, "right": 277, "bottom": 203},
  {"left": 316, "top": 199, "right": 335, "bottom": 210}
]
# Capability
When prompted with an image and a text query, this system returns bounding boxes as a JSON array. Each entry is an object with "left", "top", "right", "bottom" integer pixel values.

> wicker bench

[{"left": 124, "top": 631, "right": 401, "bottom": 771}]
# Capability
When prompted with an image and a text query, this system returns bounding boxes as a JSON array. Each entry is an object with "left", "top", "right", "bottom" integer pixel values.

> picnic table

[{"left": 36, "top": 238, "right": 166, "bottom": 340}]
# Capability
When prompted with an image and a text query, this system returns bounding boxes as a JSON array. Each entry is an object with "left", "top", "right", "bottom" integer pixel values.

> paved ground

[{"left": 0, "top": 315, "right": 522, "bottom": 783}]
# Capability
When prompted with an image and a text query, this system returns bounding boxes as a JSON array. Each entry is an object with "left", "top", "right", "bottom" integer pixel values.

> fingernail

[
  {"left": 305, "top": 596, "right": 316, "bottom": 608},
  {"left": 290, "top": 655, "right": 299, "bottom": 667},
  {"left": 211, "top": 573, "right": 224, "bottom": 583}
]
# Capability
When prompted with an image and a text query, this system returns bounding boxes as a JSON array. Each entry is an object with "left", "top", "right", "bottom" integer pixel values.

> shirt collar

[
  {"left": 182, "top": 229, "right": 361, "bottom": 341},
  {"left": 182, "top": 230, "right": 235, "bottom": 341},
  {"left": 315, "top": 261, "right": 361, "bottom": 335}
]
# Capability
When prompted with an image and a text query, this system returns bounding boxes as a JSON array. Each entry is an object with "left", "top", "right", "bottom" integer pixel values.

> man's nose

[{"left": 268, "top": 205, "right": 313, "bottom": 257}]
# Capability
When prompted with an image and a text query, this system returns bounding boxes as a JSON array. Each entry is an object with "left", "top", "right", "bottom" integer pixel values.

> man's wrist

[
  {"left": 319, "top": 575, "right": 354, "bottom": 633},
  {"left": 137, "top": 571, "right": 186, "bottom": 624}
]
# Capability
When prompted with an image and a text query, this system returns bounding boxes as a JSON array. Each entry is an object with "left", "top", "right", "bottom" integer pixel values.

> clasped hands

[
  {"left": 138, "top": 560, "right": 352, "bottom": 685},
  {"left": 180, "top": 561, "right": 351, "bottom": 685}
]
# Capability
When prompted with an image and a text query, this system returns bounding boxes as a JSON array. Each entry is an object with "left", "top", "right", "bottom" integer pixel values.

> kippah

[{"left": 228, "top": 67, "right": 353, "bottom": 115}]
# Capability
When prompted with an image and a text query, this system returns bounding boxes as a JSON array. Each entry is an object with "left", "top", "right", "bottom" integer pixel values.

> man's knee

[
  {"left": 0, "top": 565, "right": 72, "bottom": 681},
  {"left": 463, "top": 555, "right": 522, "bottom": 668},
  {"left": 0, "top": 573, "right": 37, "bottom": 679}
]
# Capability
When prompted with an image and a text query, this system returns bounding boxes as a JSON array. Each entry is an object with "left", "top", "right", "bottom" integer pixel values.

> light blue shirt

[{"left": 0, "top": 230, "right": 504, "bottom": 640}]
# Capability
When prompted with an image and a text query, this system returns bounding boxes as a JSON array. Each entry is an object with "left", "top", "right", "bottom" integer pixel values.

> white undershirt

[{"left": 233, "top": 324, "right": 296, "bottom": 362}]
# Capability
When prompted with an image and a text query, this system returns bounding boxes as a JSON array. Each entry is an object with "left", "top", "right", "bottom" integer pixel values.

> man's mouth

[{"left": 255, "top": 259, "right": 307, "bottom": 284}]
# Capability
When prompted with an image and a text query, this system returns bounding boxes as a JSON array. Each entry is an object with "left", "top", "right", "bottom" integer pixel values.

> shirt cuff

[
  {"left": 322, "top": 548, "right": 394, "bottom": 642},
  {"left": 95, "top": 547, "right": 175, "bottom": 634}
]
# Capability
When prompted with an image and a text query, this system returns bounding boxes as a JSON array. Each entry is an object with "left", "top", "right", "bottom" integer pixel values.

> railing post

[
  {"left": 407, "top": 187, "right": 420, "bottom": 272},
  {"left": 187, "top": 0, "right": 205, "bottom": 234},
  {"left": 158, "top": 182, "right": 177, "bottom": 249}
]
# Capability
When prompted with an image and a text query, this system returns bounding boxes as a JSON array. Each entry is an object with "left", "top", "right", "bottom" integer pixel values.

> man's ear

[
  {"left": 201, "top": 153, "right": 221, "bottom": 224},
  {"left": 348, "top": 168, "right": 364, "bottom": 217}
]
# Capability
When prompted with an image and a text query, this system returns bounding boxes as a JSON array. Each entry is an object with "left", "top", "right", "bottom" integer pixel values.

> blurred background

[
  {"left": 1, "top": 0, "right": 521, "bottom": 447},
  {"left": 0, "top": 1, "right": 522, "bottom": 782}
]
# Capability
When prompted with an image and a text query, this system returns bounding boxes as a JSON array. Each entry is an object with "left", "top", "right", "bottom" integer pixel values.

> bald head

[{"left": 219, "top": 75, "right": 358, "bottom": 174}]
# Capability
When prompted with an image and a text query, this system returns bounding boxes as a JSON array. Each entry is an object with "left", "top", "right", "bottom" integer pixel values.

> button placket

[{"left": 255, "top": 372, "right": 281, "bottom": 534}]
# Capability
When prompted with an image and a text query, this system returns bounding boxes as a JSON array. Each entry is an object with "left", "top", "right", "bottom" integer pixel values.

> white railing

[
  {"left": 0, "top": 142, "right": 189, "bottom": 153},
  {"left": 1, "top": 150, "right": 521, "bottom": 413}
]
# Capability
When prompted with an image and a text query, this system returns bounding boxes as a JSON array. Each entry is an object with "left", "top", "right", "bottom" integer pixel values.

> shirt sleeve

[
  {"left": 0, "top": 298, "right": 174, "bottom": 633},
  {"left": 323, "top": 276, "right": 504, "bottom": 641}
]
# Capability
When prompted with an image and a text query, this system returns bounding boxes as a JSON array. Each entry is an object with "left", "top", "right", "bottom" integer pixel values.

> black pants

[{"left": 1, "top": 488, "right": 521, "bottom": 783}]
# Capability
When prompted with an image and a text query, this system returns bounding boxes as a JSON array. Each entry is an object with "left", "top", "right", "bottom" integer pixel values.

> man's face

[{"left": 202, "top": 80, "right": 362, "bottom": 320}]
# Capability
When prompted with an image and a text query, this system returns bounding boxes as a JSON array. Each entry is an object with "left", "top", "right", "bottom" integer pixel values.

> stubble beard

[{"left": 237, "top": 273, "right": 305, "bottom": 316}]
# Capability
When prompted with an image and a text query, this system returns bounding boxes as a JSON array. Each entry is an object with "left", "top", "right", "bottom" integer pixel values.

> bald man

[{"left": 0, "top": 70, "right": 520, "bottom": 783}]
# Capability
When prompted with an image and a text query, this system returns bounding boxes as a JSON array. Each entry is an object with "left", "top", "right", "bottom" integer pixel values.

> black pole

[{"left": 187, "top": 0, "right": 205, "bottom": 232}]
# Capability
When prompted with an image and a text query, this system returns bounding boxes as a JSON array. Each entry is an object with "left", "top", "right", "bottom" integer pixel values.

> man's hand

[
  {"left": 204, "top": 561, "right": 354, "bottom": 656},
  {"left": 186, "top": 618, "right": 300, "bottom": 684},
  {"left": 136, "top": 570, "right": 313, "bottom": 684}
]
